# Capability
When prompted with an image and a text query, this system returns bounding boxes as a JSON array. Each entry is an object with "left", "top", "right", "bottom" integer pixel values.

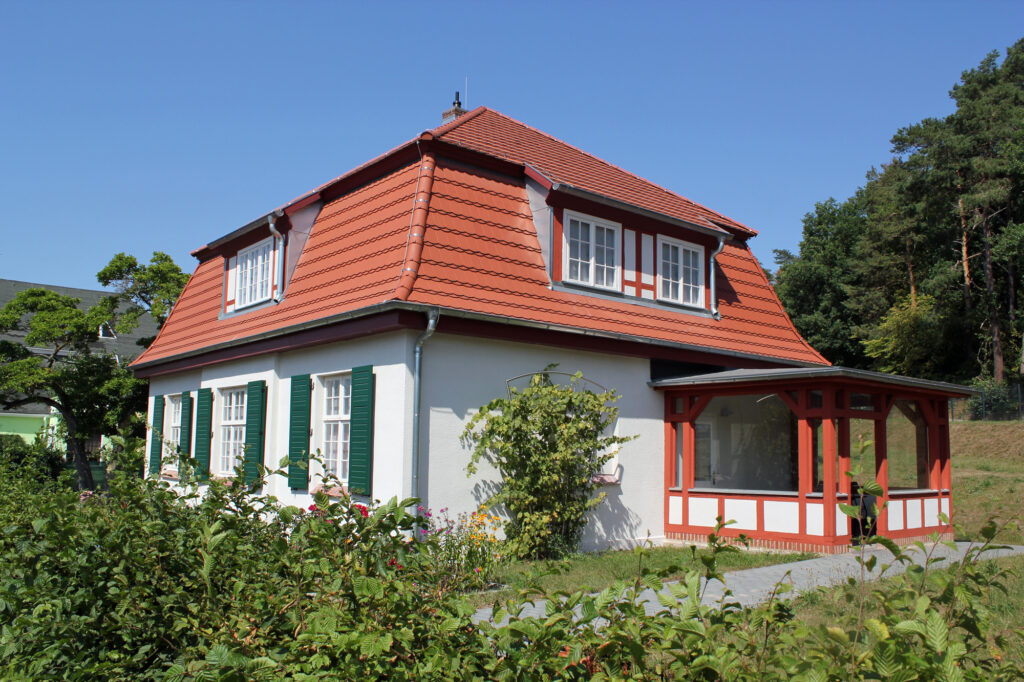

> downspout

[
  {"left": 411, "top": 308, "right": 440, "bottom": 501},
  {"left": 709, "top": 236, "right": 726, "bottom": 319},
  {"left": 268, "top": 211, "right": 286, "bottom": 302}
]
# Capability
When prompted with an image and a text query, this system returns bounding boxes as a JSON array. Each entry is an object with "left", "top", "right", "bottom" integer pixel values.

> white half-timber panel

[
  {"left": 888, "top": 499, "right": 904, "bottom": 531},
  {"left": 623, "top": 229, "right": 636, "bottom": 283},
  {"left": 836, "top": 504, "right": 849, "bottom": 535},
  {"left": 641, "top": 289, "right": 655, "bottom": 300},
  {"left": 940, "top": 498, "right": 950, "bottom": 521},
  {"left": 668, "top": 496, "right": 683, "bottom": 525},
  {"left": 806, "top": 502, "right": 824, "bottom": 536},
  {"left": 724, "top": 498, "right": 757, "bottom": 530},
  {"left": 640, "top": 233, "right": 654, "bottom": 285},
  {"left": 689, "top": 497, "right": 718, "bottom": 527},
  {"left": 924, "top": 498, "right": 940, "bottom": 526},
  {"left": 623, "top": 285, "right": 636, "bottom": 297},
  {"left": 906, "top": 499, "right": 923, "bottom": 529},
  {"left": 763, "top": 500, "right": 799, "bottom": 534}
]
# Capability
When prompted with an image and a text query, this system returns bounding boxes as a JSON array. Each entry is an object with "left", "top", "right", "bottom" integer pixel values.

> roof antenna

[{"left": 441, "top": 90, "right": 468, "bottom": 123}]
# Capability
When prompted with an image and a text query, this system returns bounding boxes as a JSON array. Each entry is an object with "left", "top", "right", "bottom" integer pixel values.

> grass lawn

[
  {"left": 791, "top": 553, "right": 1024, "bottom": 667},
  {"left": 950, "top": 420, "right": 1024, "bottom": 544},
  {"left": 468, "top": 544, "right": 815, "bottom": 608}
]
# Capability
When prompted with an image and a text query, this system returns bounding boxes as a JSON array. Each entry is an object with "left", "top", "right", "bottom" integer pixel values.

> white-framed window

[
  {"left": 320, "top": 374, "right": 352, "bottom": 482},
  {"left": 219, "top": 387, "right": 247, "bottom": 474},
  {"left": 657, "top": 235, "right": 705, "bottom": 307},
  {"left": 235, "top": 238, "right": 274, "bottom": 308},
  {"left": 164, "top": 395, "right": 182, "bottom": 465},
  {"left": 563, "top": 210, "right": 621, "bottom": 291}
]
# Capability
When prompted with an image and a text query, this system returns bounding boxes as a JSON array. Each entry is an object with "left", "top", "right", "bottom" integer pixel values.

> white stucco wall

[
  {"left": 145, "top": 328, "right": 669, "bottom": 551},
  {"left": 419, "top": 333, "right": 666, "bottom": 551},
  {"left": 146, "top": 331, "right": 416, "bottom": 509}
]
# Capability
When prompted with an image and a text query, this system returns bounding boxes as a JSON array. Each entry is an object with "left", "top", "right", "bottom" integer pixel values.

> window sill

[
  {"left": 310, "top": 483, "right": 348, "bottom": 498},
  {"left": 689, "top": 487, "right": 799, "bottom": 497},
  {"left": 592, "top": 473, "right": 620, "bottom": 486},
  {"left": 160, "top": 469, "right": 179, "bottom": 481}
]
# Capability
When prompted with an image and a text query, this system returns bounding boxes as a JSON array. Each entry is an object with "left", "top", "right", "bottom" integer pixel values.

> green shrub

[
  {"left": 0, "top": 442, "right": 1020, "bottom": 679},
  {"left": 462, "top": 368, "right": 634, "bottom": 559}
]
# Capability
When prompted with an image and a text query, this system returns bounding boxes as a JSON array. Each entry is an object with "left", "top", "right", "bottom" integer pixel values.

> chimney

[{"left": 441, "top": 91, "right": 468, "bottom": 123}]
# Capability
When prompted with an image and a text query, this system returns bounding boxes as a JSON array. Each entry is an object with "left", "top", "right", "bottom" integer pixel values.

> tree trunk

[
  {"left": 958, "top": 195, "right": 973, "bottom": 310},
  {"left": 980, "top": 214, "right": 1005, "bottom": 382},
  {"left": 58, "top": 407, "right": 96, "bottom": 490},
  {"left": 906, "top": 238, "right": 917, "bottom": 306},
  {"left": 67, "top": 437, "right": 95, "bottom": 491}
]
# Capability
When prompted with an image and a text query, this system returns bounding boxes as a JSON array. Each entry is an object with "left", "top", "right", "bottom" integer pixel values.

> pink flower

[
  {"left": 353, "top": 503, "right": 369, "bottom": 518},
  {"left": 308, "top": 503, "right": 318, "bottom": 513}
]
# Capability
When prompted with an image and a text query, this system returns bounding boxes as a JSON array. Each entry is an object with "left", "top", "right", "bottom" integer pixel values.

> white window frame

[
  {"left": 562, "top": 210, "right": 621, "bottom": 291},
  {"left": 218, "top": 387, "right": 247, "bottom": 475},
  {"left": 235, "top": 237, "right": 274, "bottom": 309},
  {"left": 656, "top": 235, "right": 705, "bottom": 308},
  {"left": 164, "top": 395, "right": 182, "bottom": 469},
  {"left": 316, "top": 373, "right": 352, "bottom": 485}
]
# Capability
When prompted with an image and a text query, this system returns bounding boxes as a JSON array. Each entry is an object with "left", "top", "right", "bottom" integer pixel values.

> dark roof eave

[
  {"left": 649, "top": 366, "right": 976, "bottom": 397},
  {"left": 551, "top": 182, "right": 734, "bottom": 240},
  {"left": 131, "top": 301, "right": 825, "bottom": 375}
]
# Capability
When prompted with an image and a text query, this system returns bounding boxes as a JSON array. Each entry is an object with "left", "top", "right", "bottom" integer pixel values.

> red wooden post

[
  {"left": 874, "top": 409, "right": 889, "bottom": 535},
  {"left": 823, "top": 409, "right": 838, "bottom": 539},
  {"left": 797, "top": 390, "right": 811, "bottom": 536}
]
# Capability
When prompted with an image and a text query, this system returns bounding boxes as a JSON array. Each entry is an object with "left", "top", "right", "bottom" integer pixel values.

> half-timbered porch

[{"left": 652, "top": 367, "right": 973, "bottom": 553}]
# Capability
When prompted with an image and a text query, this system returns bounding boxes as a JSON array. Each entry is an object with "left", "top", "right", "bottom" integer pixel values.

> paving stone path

[{"left": 473, "top": 541, "right": 1024, "bottom": 623}]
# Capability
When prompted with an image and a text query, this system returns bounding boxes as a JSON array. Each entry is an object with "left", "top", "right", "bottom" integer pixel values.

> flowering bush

[{"left": 416, "top": 506, "right": 504, "bottom": 592}]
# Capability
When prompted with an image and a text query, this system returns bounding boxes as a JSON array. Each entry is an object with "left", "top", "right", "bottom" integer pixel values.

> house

[
  {"left": 0, "top": 278, "right": 157, "bottom": 447},
  {"left": 131, "top": 104, "right": 970, "bottom": 553}
]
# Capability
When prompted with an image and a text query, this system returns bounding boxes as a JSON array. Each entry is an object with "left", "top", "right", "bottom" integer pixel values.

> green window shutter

[
  {"left": 348, "top": 365, "right": 375, "bottom": 496},
  {"left": 178, "top": 392, "right": 193, "bottom": 456},
  {"left": 244, "top": 380, "right": 267, "bottom": 484},
  {"left": 288, "top": 374, "right": 312, "bottom": 490},
  {"left": 149, "top": 395, "right": 165, "bottom": 476},
  {"left": 194, "top": 388, "right": 213, "bottom": 479}
]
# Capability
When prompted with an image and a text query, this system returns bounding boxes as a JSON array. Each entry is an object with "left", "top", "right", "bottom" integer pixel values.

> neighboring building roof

[
  {"left": 132, "top": 108, "right": 827, "bottom": 372},
  {"left": 649, "top": 367, "right": 975, "bottom": 397},
  {"left": 0, "top": 278, "right": 158, "bottom": 362}
]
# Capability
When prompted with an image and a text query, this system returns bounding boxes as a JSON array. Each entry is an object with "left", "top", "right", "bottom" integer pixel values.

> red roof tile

[
  {"left": 133, "top": 110, "right": 825, "bottom": 370},
  {"left": 432, "top": 108, "right": 755, "bottom": 236}
]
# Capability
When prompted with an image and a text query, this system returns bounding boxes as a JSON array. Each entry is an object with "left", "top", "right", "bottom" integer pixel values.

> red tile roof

[
  {"left": 132, "top": 109, "right": 826, "bottom": 370},
  {"left": 432, "top": 108, "right": 755, "bottom": 236}
]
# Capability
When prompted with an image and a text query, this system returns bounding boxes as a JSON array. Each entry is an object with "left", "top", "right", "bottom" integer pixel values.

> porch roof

[{"left": 649, "top": 366, "right": 976, "bottom": 397}]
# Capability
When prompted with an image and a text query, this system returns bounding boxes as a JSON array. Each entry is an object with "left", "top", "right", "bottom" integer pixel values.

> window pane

[{"left": 694, "top": 394, "right": 797, "bottom": 491}]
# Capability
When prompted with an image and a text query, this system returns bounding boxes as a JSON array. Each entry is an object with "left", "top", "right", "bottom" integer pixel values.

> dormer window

[
  {"left": 563, "top": 210, "right": 620, "bottom": 291},
  {"left": 657, "top": 235, "right": 704, "bottom": 307},
  {"left": 236, "top": 238, "right": 274, "bottom": 308}
]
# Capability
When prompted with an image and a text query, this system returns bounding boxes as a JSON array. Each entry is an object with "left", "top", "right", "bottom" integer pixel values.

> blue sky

[{"left": 2, "top": 1, "right": 1023, "bottom": 290}]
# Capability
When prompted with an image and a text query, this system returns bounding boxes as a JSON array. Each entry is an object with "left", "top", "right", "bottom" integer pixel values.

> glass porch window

[{"left": 692, "top": 394, "right": 798, "bottom": 491}]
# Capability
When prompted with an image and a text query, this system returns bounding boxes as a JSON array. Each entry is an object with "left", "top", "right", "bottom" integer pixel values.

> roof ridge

[
  {"left": 441, "top": 108, "right": 753, "bottom": 233},
  {"left": 426, "top": 105, "right": 490, "bottom": 139}
]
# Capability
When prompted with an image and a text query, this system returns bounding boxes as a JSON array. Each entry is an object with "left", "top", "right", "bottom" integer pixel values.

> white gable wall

[{"left": 420, "top": 333, "right": 665, "bottom": 551}]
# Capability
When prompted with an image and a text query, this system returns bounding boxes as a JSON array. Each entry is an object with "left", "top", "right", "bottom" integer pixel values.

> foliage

[
  {"left": 776, "top": 37, "right": 1024, "bottom": 383},
  {"left": 0, "top": 447, "right": 1020, "bottom": 679},
  {"left": 462, "top": 368, "right": 634, "bottom": 560},
  {"left": 417, "top": 505, "right": 505, "bottom": 592},
  {"left": 97, "top": 251, "right": 190, "bottom": 345},
  {"left": 0, "top": 288, "right": 147, "bottom": 489},
  {"left": 0, "top": 432, "right": 65, "bottom": 483},
  {"left": 863, "top": 293, "right": 945, "bottom": 376},
  {"left": 965, "top": 376, "right": 1021, "bottom": 421}
]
